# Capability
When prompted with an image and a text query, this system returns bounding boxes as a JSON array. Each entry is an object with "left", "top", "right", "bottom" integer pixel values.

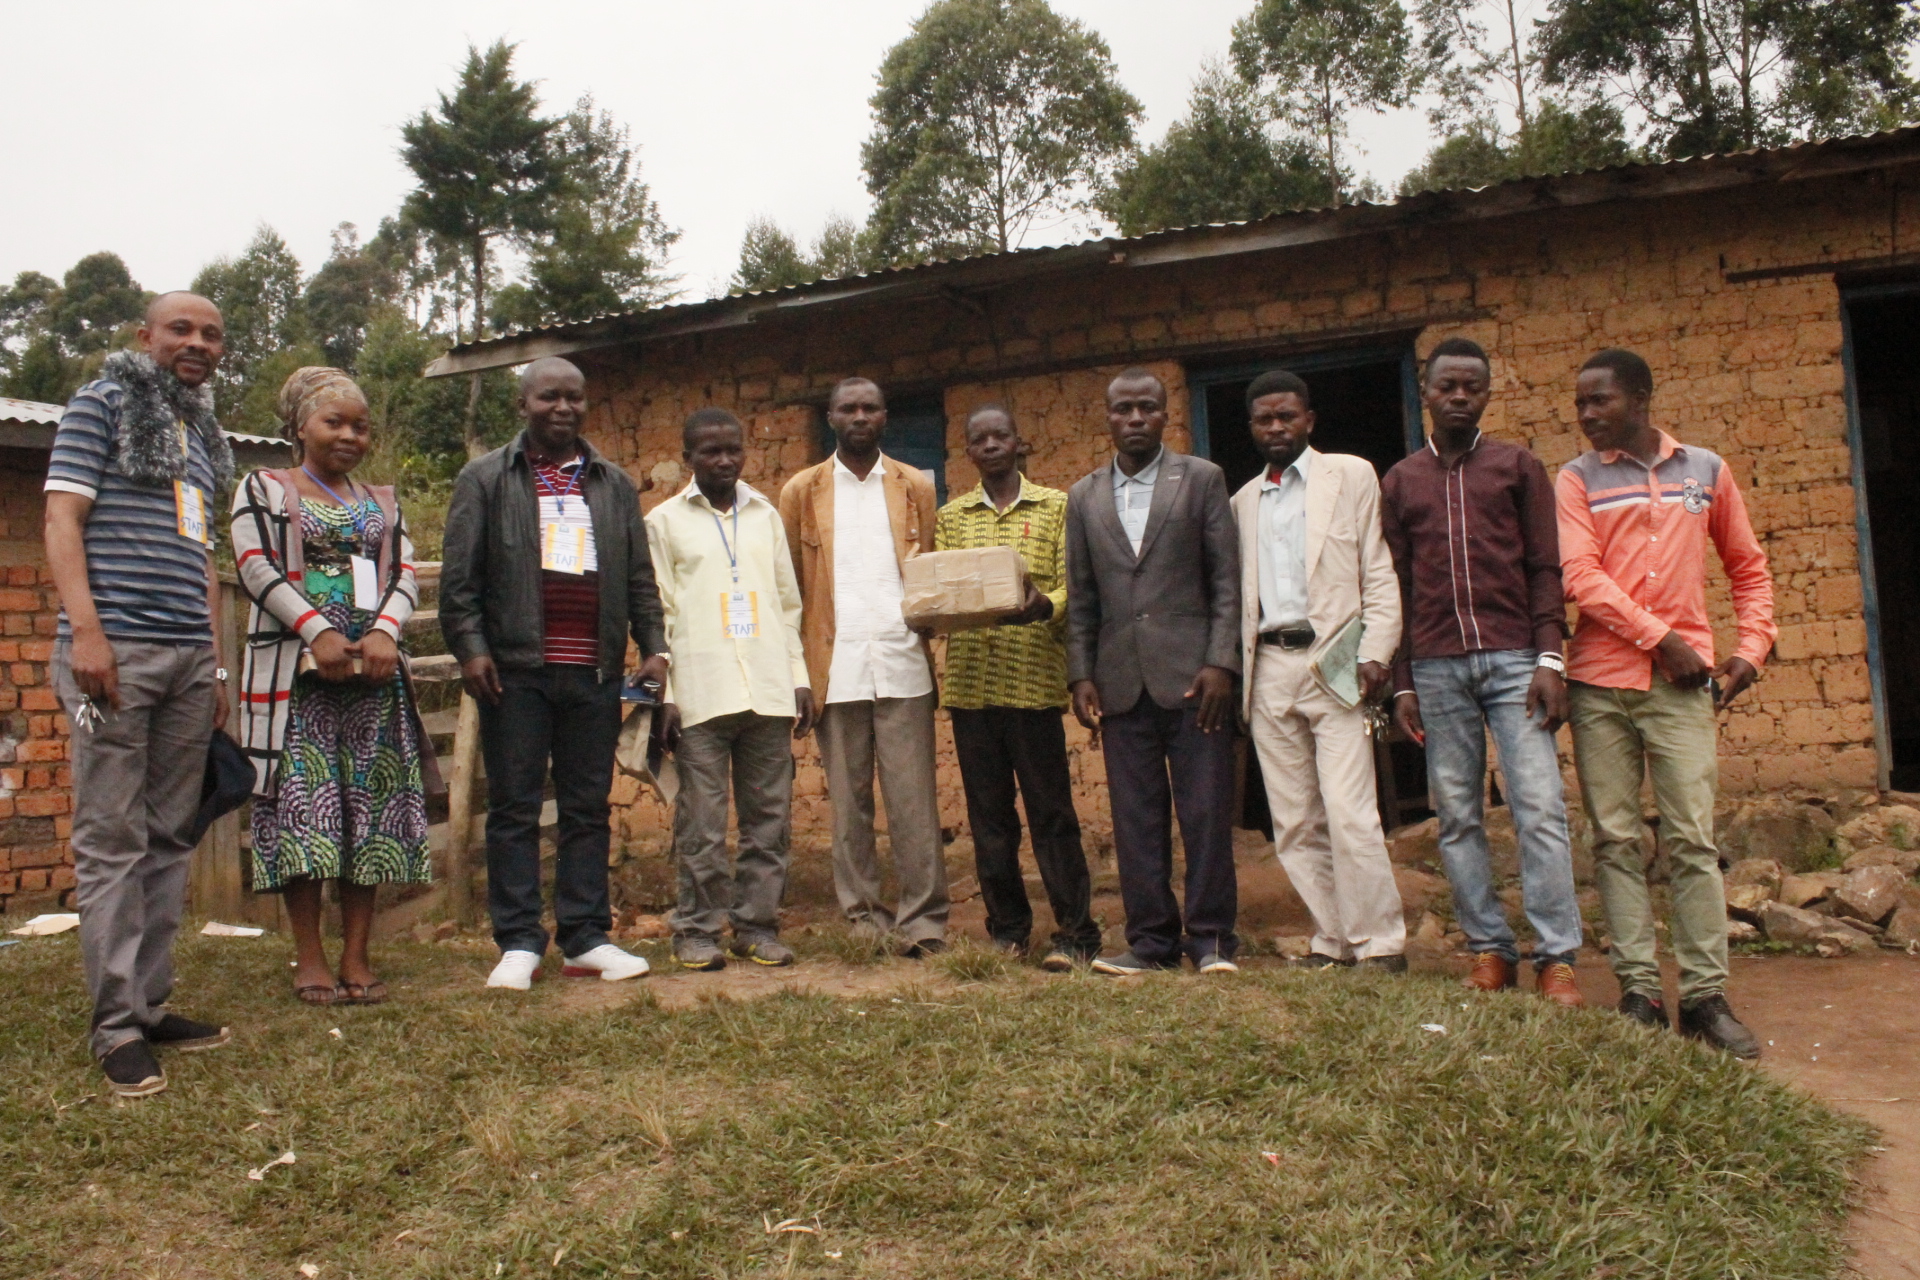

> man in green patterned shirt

[{"left": 937, "top": 405, "right": 1101, "bottom": 969}]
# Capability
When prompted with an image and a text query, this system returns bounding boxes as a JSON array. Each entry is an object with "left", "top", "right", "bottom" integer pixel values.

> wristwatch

[{"left": 1536, "top": 653, "right": 1566, "bottom": 675}]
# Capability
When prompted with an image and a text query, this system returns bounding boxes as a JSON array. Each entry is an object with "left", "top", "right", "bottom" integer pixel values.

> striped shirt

[
  {"left": 936, "top": 477, "right": 1070, "bottom": 710},
  {"left": 1555, "top": 431, "right": 1775, "bottom": 690},
  {"left": 43, "top": 378, "right": 214, "bottom": 644},
  {"left": 535, "top": 460, "right": 600, "bottom": 666}
]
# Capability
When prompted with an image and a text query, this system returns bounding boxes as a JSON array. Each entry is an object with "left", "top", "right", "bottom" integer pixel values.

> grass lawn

[{"left": 0, "top": 931, "right": 1873, "bottom": 1279}]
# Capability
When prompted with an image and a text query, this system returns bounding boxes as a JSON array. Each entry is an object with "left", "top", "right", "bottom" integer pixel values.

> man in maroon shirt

[{"left": 1382, "top": 336, "right": 1584, "bottom": 1006}]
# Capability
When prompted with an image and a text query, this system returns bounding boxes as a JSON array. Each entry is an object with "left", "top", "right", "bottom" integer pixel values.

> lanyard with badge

[
  {"left": 711, "top": 498, "right": 759, "bottom": 639},
  {"left": 538, "top": 462, "right": 589, "bottom": 575},
  {"left": 302, "top": 466, "right": 382, "bottom": 611},
  {"left": 172, "top": 421, "right": 211, "bottom": 547}
]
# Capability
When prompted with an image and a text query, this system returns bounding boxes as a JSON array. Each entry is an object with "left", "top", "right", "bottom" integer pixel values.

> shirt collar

[
  {"left": 1261, "top": 445, "right": 1313, "bottom": 490},
  {"left": 962, "top": 474, "right": 1033, "bottom": 512},
  {"left": 1598, "top": 429, "right": 1682, "bottom": 467},
  {"left": 832, "top": 452, "right": 887, "bottom": 481},
  {"left": 1112, "top": 446, "right": 1164, "bottom": 487},
  {"left": 1426, "top": 429, "right": 1483, "bottom": 459},
  {"left": 677, "top": 480, "right": 766, "bottom": 512}
]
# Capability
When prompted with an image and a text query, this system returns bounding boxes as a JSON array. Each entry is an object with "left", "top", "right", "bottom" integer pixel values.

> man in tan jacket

[{"left": 778, "top": 378, "right": 948, "bottom": 954}]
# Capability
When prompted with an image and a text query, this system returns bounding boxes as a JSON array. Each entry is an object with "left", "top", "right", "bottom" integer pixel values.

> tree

[
  {"left": 303, "top": 223, "right": 399, "bottom": 369},
  {"left": 0, "top": 255, "right": 147, "bottom": 403},
  {"left": 1100, "top": 63, "right": 1336, "bottom": 235},
  {"left": 192, "top": 226, "right": 310, "bottom": 429},
  {"left": 729, "top": 213, "right": 884, "bottom": 294},
  {"left": 1231, "top": 0, "right": 1424, "bottom": 206},
  {"left": 1540, "top": 0, "right": 1920, "bottom": 158},
  {"left": 863, "top": 0, "right": 1143, "bottom": 260},
  {"left": 400, "top": 40, "right": 566, "bottom": 454},
  {"left": 490, "top": 96, "right": 681, "bottom": 331}
]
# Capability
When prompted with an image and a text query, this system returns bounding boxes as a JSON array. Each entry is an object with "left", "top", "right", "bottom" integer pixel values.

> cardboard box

[{"left": 900, "top": 545, "right": 1028, "bottom": 633}]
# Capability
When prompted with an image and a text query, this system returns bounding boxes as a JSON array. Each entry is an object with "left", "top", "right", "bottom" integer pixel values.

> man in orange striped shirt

[{"left": 1556, "top": 348, "right": 1776, "bottom": 1059}]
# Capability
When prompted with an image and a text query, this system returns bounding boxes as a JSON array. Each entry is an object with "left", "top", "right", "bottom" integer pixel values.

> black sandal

[
  {"left": 338, "top": 980, "right": 388, "bottom": 1006},
  {"left": 295, "top": 983, "right": 341, "bottom": 1006}
]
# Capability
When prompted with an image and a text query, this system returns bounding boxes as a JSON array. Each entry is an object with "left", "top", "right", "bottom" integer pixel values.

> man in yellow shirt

[
  {"left": 649, "top": 408, "right": 813, "bottom": 969},
  {"left": 937, "top": 406, "right": 1101, "bottom": 969}
]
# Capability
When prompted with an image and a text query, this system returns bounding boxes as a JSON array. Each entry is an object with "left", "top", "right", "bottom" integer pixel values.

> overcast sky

[{"left": 1, "top": 1, "right": 1436, "bottom": 306}]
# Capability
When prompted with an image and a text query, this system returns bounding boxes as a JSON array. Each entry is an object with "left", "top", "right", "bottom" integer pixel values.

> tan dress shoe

[
  {"left": 1462, "top": 953, "right": 1517, "bottom": 991},
  {"left": 1535, "top": 961, "right": 1585, "bottom": 1007}
]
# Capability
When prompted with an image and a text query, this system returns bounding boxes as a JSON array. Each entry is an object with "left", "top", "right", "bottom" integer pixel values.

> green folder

[{"left": 1310, "top": 612, "right": 1366, "bottom": 709}]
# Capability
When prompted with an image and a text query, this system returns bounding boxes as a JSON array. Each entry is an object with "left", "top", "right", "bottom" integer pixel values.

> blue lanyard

[
  {"left": 535, "top": 461, "right": 583, "bottom": 516},
  {"left": 301, "top": 466, "right": 371, "bottom": 546},
  {"left": 709, "top": 497, "right": 741, "bottom": 584}
]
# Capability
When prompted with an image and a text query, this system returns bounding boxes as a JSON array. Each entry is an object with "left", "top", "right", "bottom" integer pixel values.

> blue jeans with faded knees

[{"left": 1412, "top": 650, "right": 1583, "bottom": 966}]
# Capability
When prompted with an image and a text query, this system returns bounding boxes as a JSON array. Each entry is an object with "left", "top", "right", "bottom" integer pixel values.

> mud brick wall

[
  {"left": 0, "top": 449, "right": 73, "bottom": 912},
  {"left": 576, "top": 162, "right": 1920, "bottom": 848}
]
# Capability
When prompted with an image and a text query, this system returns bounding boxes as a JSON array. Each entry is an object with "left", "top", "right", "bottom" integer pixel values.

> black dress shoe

[
  {"left": 1618, "top": 989, "right": 1669, "bottom": 1030},
  {"left": 1678, "top": 994, "right": 1762, "bottom": 1060},
  {"left": 1286, "top": 953, "right": 1353, "bottom": 970},
  {"left": 147, "top": 1013, "right": 230, "bottom": 1051},
  {"left": 904, "top": 938, "right": 948, "bottom": 959},
  {"left": 1359, "top": 954, "right": 1408, "bottom": 974}
]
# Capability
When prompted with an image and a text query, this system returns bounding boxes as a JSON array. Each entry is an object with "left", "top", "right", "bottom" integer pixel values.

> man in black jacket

[
  {"left": 1066, "top": 368, "right": 1242, "bottom": 975},
  {"left": 441, "top": 357, "right": 669, "bottom": 989}
]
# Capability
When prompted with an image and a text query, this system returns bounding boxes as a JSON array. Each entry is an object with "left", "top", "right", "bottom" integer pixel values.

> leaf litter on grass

[{"left": 0, "top": 932, "right": 1876, "bottom": 1279}]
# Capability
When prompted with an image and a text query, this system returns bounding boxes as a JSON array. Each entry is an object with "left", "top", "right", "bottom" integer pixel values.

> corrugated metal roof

[
  {"left": 425, "top": 124, "right": 1920, "bottom": 377},
  {"left": 0, "top": 397, "right": 64, "bottom": 427}
]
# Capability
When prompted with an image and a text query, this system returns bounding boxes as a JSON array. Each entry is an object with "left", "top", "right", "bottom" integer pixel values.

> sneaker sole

[
  {"left": 1090, "top": 961, "right": 1158, "bottom": 976},
  {"left": 673, "top": 958, "right": 726, "bottom": 971},
  {"left": 160, "top": 1029, "right": 231, "bottom": 1052},
  {"left": 562, "top": 965, "right": 650, "bottom": 980},
  {"left": 109, "top": 1074, "right": 167, "bottom": 1098},
  {"left": 1198, "top": 961, "right": 1240, "bottom": 974},
  {"left": 741, "top": 954, "right": 793, "bottom": 967},
  {"left": 1039, "top": 957, "right": 1073, "bottom": 972}
]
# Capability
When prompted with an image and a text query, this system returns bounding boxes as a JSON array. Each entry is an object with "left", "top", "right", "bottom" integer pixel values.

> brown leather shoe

[
  {"left": 1462, "top": 953, "right": 1517, "bottom": 991},
  {"left": 1535, "top": 962, "right": 1585, "bottom": 1008}
]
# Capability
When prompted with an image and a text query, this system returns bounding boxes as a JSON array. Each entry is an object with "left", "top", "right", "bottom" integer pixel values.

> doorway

[
  {"left": 1843, "top": 290, "right": 1920, "bottom": 790},
  {"left": 1186, "top": 343, "right": 1431, "bottom": 834},
  {"left": 815, "top": 391, "right": 950, "bottom": 503}
]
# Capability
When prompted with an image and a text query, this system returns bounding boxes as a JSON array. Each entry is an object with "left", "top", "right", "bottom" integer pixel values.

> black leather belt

[{"left": 1258, "top": 626, "right": 1316, "bottom": 649}]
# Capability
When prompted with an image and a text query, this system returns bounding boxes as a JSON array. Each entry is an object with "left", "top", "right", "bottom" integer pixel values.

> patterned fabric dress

[{"left": 250, "top": 498, "right": 431, "bottom": 891}]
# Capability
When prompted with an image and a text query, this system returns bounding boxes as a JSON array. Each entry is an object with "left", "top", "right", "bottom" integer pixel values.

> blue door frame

[
  {"left": 1838, "top": 282, "right": 1909, "bottom": 790},
  {"left": 1184, "top": 342, "right": 1426, "bottom": 463}
]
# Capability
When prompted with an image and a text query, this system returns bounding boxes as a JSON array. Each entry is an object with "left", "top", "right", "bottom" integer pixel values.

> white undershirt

[{"left": 826, "top": 456, "right": 932, "bottom": 704}]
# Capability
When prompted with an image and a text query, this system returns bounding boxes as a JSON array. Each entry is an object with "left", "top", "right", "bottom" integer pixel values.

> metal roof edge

[{"left": 425, "top": 126, "right": 1920, "bottom": 378}]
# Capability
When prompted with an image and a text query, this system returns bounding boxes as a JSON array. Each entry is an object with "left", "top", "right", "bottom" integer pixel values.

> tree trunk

[
  {"left": 1507, "top": 0, "right": 1531, "bottom": 166},
  {"left": 1324, "top": 79, "right": 1341, "bottom": 209},
  {"left": 1686, "top": 0, "right": 1717, "bottom": 147},
  {"left": 463, "top": 235, "right": 488, "bottom": 460}
]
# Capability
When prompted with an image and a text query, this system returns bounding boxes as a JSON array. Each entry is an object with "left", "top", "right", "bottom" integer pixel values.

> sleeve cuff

[
  {"left": 293, "top": 610, "right": 334, "bottom": 645},
  {"left": 43, "top": 478, "right": 98, "bottom": 499},
  {"left": 791, "top": 659, "right": 813, "bottom": 691},
  {"left": 1736, "top": 642, "right": 1770, "bottom": 671}
]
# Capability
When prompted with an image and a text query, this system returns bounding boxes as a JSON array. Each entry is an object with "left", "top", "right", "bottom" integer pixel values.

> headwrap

[{"left": 276, "top": 366, "right": 366, "bottom": 445}]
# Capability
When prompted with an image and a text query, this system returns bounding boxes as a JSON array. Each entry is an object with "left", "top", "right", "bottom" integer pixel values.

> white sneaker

[
  {"left": 486, "top": 949, "right": 543, "bottom": 990},
  {"left": 561, "top": 943, "right": 650, "bottom": 981}
]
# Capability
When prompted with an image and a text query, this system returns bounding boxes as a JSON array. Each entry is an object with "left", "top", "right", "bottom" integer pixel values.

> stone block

[
  {"left": 1387, "top": 818, "right": 1438, "bottom": 867},
  {"left": 1836, "top": 804, "right": 1920, "bottom": 854},
  {"left": 1724, "top": 882, "right": 1774, "bottom": 922},
  {"left": 1758, "top": 900, "right": 1874, "bottom": 951},
  {"left": 1833, "top": 864, "right": 1907, "bottom": 926},
  {"left": 1779, "top": 871, "right": 1842, "bottom": 908},
  {"left": 1842, "top": 845, "right": 1920, "bottom": 875},
  {"left": 1724, "top": 858, "right": 1784, "bottom": 891},
  {"left": 1885, "top": 904, "right": 1920, "bottom": 949},
  {"left": 1718, "top": 799, "right": 1837, "bottom": 872}
]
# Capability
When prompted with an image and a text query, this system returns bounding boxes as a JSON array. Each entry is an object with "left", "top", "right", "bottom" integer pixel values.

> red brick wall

[{"left": 0, "top": 449, "right": 72, "bottom": 912}]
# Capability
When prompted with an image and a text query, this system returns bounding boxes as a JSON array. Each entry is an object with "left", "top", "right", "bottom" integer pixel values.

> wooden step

[
  {"left": 409, "top": 654, "right": 460, "bottom": 682},
  {"left": 404, "top": 608, "right": 438, "bottom": 632}
]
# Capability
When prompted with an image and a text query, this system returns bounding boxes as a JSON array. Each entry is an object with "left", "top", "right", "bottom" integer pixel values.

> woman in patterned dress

[{"left": 230, "top": 368, "right": 437, "bottom": 1005}]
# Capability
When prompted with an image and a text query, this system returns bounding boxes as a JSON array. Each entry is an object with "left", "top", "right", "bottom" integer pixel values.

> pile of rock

[{"left": 1724, "top": 824, "right": 1920, "bottom": 957}]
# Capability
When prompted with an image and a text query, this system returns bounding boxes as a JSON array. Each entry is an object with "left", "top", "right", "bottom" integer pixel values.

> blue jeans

[
  {"left": 479, "top": 664, "right": 622, "bottom": 958},
  {"left": 1412, "top": 650, "right": 1583, "bottom": 965}
]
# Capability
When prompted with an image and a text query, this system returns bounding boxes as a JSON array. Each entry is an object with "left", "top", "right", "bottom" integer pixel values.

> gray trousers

[
  {"left": 53, "top": 639, "right": 215, "bottom": 1059},
  {"left": 670, "top": 710, "right": 795, "bottom": 942},
  {"left": 817, "top": 694, "right": 949, "bottom": 943}
]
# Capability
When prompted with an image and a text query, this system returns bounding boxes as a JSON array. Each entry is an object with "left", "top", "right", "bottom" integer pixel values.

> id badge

[
  {"left": 722, "top": 590, "right": 760, "bottom": 639},
  {"left": 542, "top": 522, "right": 587, "bottom": 574},
  {"left": 174, "top": 482, "right": 209, "bottom": 546},
  {"left": 350, "top": 555, "right": 380, "bottom": 611}
]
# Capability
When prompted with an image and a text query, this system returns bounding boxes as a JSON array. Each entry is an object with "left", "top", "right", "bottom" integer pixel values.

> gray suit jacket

[{"left": 1066, "top": 448, "right": 1241, "bottom": 712}]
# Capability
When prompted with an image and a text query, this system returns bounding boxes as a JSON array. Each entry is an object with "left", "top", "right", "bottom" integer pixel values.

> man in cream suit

[{"left": 1234, "top": 370, "right": 1406, "bottom": 970}]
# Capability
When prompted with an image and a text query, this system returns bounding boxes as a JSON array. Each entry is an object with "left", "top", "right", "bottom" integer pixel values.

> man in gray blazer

[{"left": 1067, "top": 368, "right": 1242, "bottom": 974}]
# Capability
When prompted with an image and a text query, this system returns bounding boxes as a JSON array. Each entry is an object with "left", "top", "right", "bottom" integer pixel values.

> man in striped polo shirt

[
  {"left": 1557, "top": 348, "right": 1776, "bottom": 1058},
  {"left": 44, "top": 292, "right": 236, "bottom": 1097}
]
